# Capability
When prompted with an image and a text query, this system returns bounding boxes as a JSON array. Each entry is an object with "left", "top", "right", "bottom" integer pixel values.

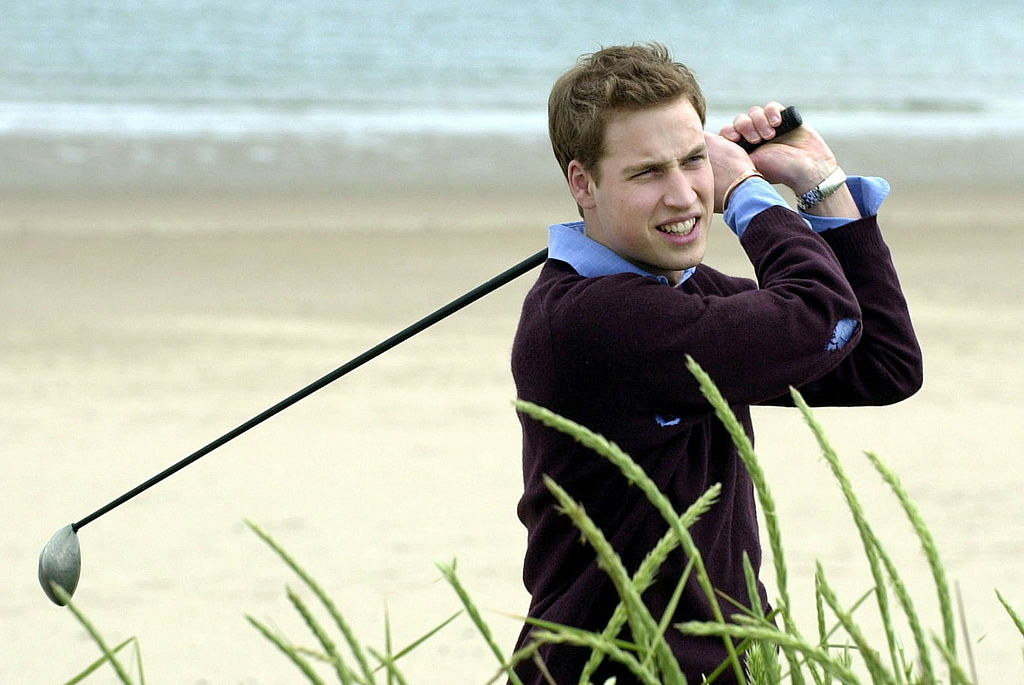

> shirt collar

[{"left": 547, "top": 221, "right": 696, "bottom": 286}]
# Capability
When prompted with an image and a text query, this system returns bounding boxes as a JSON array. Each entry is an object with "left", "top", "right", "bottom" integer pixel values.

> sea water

[{"left": 2, "top": 0, "right": 1022, "bottom": 194}]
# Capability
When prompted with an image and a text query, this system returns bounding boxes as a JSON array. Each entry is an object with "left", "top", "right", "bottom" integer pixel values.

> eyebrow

[{"left": 622, "top": 143, "right": 707, "bottom": 178}]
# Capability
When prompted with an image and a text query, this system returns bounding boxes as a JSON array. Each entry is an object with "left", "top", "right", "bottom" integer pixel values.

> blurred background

[{"left": 3, "top": 1, "right": 1023, "bottom": 682}]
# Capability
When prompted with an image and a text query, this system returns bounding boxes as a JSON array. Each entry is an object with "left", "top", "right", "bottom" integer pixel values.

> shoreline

[{"left": 1, "top": 127, "right": 1019, "bottom": 206}]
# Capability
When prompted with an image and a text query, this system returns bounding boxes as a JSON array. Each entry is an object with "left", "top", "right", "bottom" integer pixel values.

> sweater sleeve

[
  {"left": 550, "top": 205, "right": 867, "bottom": 413},
  {"left": 763, "top": 215, "right": 923, "bottom": 406}
]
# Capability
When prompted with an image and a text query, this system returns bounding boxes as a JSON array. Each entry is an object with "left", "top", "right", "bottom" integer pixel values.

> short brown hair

[{"left": 548, "top": 43, "right": 706, "bottom": 183}]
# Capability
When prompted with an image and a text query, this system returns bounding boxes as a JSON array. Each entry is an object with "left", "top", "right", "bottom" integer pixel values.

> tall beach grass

[{"left": 58, "top": 360, "right": 1021, "bottom": 683}]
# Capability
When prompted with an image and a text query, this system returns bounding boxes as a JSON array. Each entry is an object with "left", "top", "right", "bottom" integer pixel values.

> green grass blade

[
  {"left": 437, "top": 560, "right": 525, "bottom": 685},
  {"left": 245, "top": 520, "right": 376, "bottom": 683},
  {"left": 132, "top": 634, "right": 145, "bottom": 685},
  {"left": 676, "top": 620, "right": 861, "bottom": 684},
  {"left": 791, "top": 391, "right": 904, "bottom": 683},
  {"left": 516, "top": 613, "right": 640, "bottom": 652},
  {"left": 818, "top": 587, "right": 875, "bottom": 648},
  {"left": 293, "top": 647, "right": 334, "bottom": 662},
  {"left": 368, "top": 647, "right": 409, "bottom": 685},
  {"left": 516, "top": 399, "right": 746, "bottom": 684},
  {"left": 581, "top": 482, "right": 719, "bottom": 681},
  {"left": 650, "top": 554, "right": 696, "bottom": 658},
  {"left": 542, "top": 475, "right": 683, "bottom": 683},
  {"left": 869, "top": 535, "right": 935, "bottom": 681},
  {"left": 955, "top": 582, "right": 981, "bottom": 684},
  {"left": 52, "top": 585, "right": 135, "bottom": 685},
  {"left": 580, "top": 532, "right": 675, "bottom": 681},
  {"left": 864, "top": 450, "right": 957, "bottom": 658},
  {"left": 813, "top": 563, "right": 895, "bottom": 685},
  {"left": 384, "top": 604, "right": 394, "bottom": 685},
  {"left": 509, "top": 626, "right": 662, "bottom": 685},
  {"left": 379, "top": 610, "right": 462, "bottom": 667},
  {"left": 741, "top": 553, "right": 783, "bottom": 684},
  {"left": 286, "top": 586, "right": 357, "bottom": 684},
  {"left": 996, "top": 590, "right": 1024, "bottom": 637},
  {"left": 741, "top": 553, "right": 764, "bottom": 619},
  {"left": 246, "top": 614, "right": 327, "bottom": 684},
  {"left": 931, "top": 634, "right": 976, "bottom": 685},
  {"left": 686, "top": 357, "right": 804, "bottom": 685},
  {"left": 816, "top": 572, "right": 828, "bottom": 648},
  {"left": 62, "top": 637, "right": 137, "bottom": 685}
]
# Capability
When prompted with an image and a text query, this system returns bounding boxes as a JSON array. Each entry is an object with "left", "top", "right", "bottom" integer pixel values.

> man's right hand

[{"left": 704, "top": 131, "right": 759, "bottom": 213}]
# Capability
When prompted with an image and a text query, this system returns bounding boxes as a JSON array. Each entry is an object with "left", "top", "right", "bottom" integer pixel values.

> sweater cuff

[{"left": 818, "top": 214, "right": 887, "bottom": 258}]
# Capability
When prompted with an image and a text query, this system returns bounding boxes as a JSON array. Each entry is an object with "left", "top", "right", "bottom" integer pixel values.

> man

[{"left": 511, "top": 43, "right": 922, "bottom": 683}]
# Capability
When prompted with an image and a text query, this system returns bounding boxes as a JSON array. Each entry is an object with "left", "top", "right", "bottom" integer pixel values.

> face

[{"left": 568, "top": 98, "right": 714, "bottom": 285}]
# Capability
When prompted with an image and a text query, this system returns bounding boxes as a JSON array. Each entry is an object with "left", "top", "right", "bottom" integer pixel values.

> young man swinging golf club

[{"left": 510, "top": 43, "right": 923, "bottom": 683}]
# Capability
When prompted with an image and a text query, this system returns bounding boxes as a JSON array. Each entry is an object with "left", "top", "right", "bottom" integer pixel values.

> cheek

[
  {"left": 696, "top": 170, "right": 715, "bottom": 204},
  {"left": 604, "top": 190, "right": 640, "bottom": 221},
  {"left": 621, "top": 186, "right": 661, "bottom": 215}
]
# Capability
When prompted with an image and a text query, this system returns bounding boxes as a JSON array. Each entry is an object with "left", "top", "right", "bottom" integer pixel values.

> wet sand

[{"left": 2, "top": 162, "right": 1023, "bottom": 682}]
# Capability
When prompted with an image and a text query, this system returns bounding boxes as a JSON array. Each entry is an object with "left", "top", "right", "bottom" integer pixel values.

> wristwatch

[{"left": 797, "top": 166, "right": 847, "bottom": 211}]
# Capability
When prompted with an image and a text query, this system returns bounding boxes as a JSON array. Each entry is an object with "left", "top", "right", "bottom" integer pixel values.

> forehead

[{"left": 601, "top": 98, "right": 704, "bottom": 165}]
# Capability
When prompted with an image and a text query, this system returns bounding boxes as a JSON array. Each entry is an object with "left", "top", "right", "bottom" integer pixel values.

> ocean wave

[
  {"left": 0, "top": 101, "right": 548, "bottom": 139},
  {"left": 2, "top": 98, "right": 1022, "bottom": 141}
]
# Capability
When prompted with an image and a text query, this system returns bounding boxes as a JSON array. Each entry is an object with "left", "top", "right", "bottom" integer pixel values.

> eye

[{"left": 632, "top": 166, "right": 660, "bottom": 179}]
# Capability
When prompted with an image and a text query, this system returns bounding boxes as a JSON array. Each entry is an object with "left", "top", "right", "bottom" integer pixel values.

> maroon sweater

[{"left": 510, "top": 206, "right": 922, "bottom": 683}]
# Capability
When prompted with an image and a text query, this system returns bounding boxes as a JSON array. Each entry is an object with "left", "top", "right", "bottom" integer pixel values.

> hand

[
  {"left": 719, "top": 102, "right": 838, "bottom": 195},
  {"left": 703, "top": 131, "right": 759, "bottom": 213}
]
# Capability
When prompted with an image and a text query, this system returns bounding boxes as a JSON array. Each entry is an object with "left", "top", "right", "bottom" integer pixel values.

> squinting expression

[{"left": 568, "top": 98, "right": 714, "bottom": 285}]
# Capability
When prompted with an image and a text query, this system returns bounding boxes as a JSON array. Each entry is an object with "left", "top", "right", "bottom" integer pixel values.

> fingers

[
  {"left": 720, "top": 101, "right": 786, "bottom": 147},
  {"left": 715, "top": 104, "right": 839, "bottom": 193}
]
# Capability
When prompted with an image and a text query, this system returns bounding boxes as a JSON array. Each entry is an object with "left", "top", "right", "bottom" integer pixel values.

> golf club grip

[{"left": 736, "top": 106, "right": 803, "bottom": 152}]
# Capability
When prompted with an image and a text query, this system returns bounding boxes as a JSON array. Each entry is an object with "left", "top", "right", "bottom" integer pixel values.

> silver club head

[{"left": 39, "top": 525, "right": 81, "bottom": 606}]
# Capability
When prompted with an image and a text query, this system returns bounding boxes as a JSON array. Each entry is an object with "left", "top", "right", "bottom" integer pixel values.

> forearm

[
  {"left": 762, "top": 216, "right": 924, "bottom": 407},
  {"left": 716, "top": 103, "right": 921, "bottom": 405}
]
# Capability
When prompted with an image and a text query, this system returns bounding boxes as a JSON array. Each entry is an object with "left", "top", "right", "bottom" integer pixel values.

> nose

[{"left": 663, "top": 167, "right": 698, "bottom": 209}]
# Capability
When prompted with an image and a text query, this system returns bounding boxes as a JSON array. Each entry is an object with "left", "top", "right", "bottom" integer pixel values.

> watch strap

[{"left": 797, "top": 166, "right": 847, "bottom": 211}]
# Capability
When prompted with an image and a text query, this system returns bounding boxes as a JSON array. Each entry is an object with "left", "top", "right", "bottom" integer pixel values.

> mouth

[{"left": 656, "top": 217, "right": 698, "bottom": 237}]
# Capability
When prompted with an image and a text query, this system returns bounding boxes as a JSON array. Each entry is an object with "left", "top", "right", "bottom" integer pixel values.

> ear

[{"left": 567, "top": 159, "right": 598, "bottom": 210}]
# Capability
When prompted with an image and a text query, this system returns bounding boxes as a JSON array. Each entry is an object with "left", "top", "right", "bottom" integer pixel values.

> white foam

[{"left": 0, "top": 101, "right": 548, "bottom": 140}]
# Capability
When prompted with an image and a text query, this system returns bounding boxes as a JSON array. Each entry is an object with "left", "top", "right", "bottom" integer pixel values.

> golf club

[
  {"left": 39, "top": 106, "right": 803, "bottom": 606},
  {"left": 39, "top": 247, "right": 547, "bottom": 605}
]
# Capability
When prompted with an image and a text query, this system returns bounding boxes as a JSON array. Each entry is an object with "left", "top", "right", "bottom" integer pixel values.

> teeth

[{"left": 658, "top": 218, "right": 696, "bottom": 235}]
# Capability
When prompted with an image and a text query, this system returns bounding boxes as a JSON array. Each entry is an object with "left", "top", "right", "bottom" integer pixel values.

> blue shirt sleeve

[
  {"left": 723, "top": 177, "right": 801, "bottom": 237},
  {"left": 800, "top": 176, "right": 891, "bottom": 233},
  {"left": 723, "top": 175, "right": 890, "bottom": 237}
]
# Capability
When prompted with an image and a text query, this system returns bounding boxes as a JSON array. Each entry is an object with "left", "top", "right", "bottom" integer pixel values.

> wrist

[
  {"left": 787, "top": 157, "right": 840, "bottom": 195},
  {"left": 723, "top": 170, "right": 764, "bottom": 211},
  {"left": 799, "top": 167, "right": 862, "bottom": 218},
  {"left": 796, "top": 166, "right": 849, "bottom": 212}
]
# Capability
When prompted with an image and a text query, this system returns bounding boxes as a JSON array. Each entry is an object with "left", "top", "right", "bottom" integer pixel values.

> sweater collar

[{"left": 547, "top": 221, "right": 696, "bottom": 286}]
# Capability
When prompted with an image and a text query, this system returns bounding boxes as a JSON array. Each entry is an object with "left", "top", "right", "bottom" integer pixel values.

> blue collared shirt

[{"left": 548, "top": 221, "right": 697, "bottom": 286}]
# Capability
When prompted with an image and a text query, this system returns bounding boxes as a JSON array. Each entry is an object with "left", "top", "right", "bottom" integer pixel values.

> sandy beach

[{"left": 3, "top": 132, "right": 1023, "bottom": 683}]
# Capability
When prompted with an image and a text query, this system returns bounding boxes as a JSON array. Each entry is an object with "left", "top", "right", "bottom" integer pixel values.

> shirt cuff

[
  {"left": 800, "top": 176, "right": 891, "bottom": 233},
  {"left": 724, "top": 175, "right": 891, "bottom": 237},
  {"left": 724, "top": 177, "right": 807, "bottom": 237}
]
